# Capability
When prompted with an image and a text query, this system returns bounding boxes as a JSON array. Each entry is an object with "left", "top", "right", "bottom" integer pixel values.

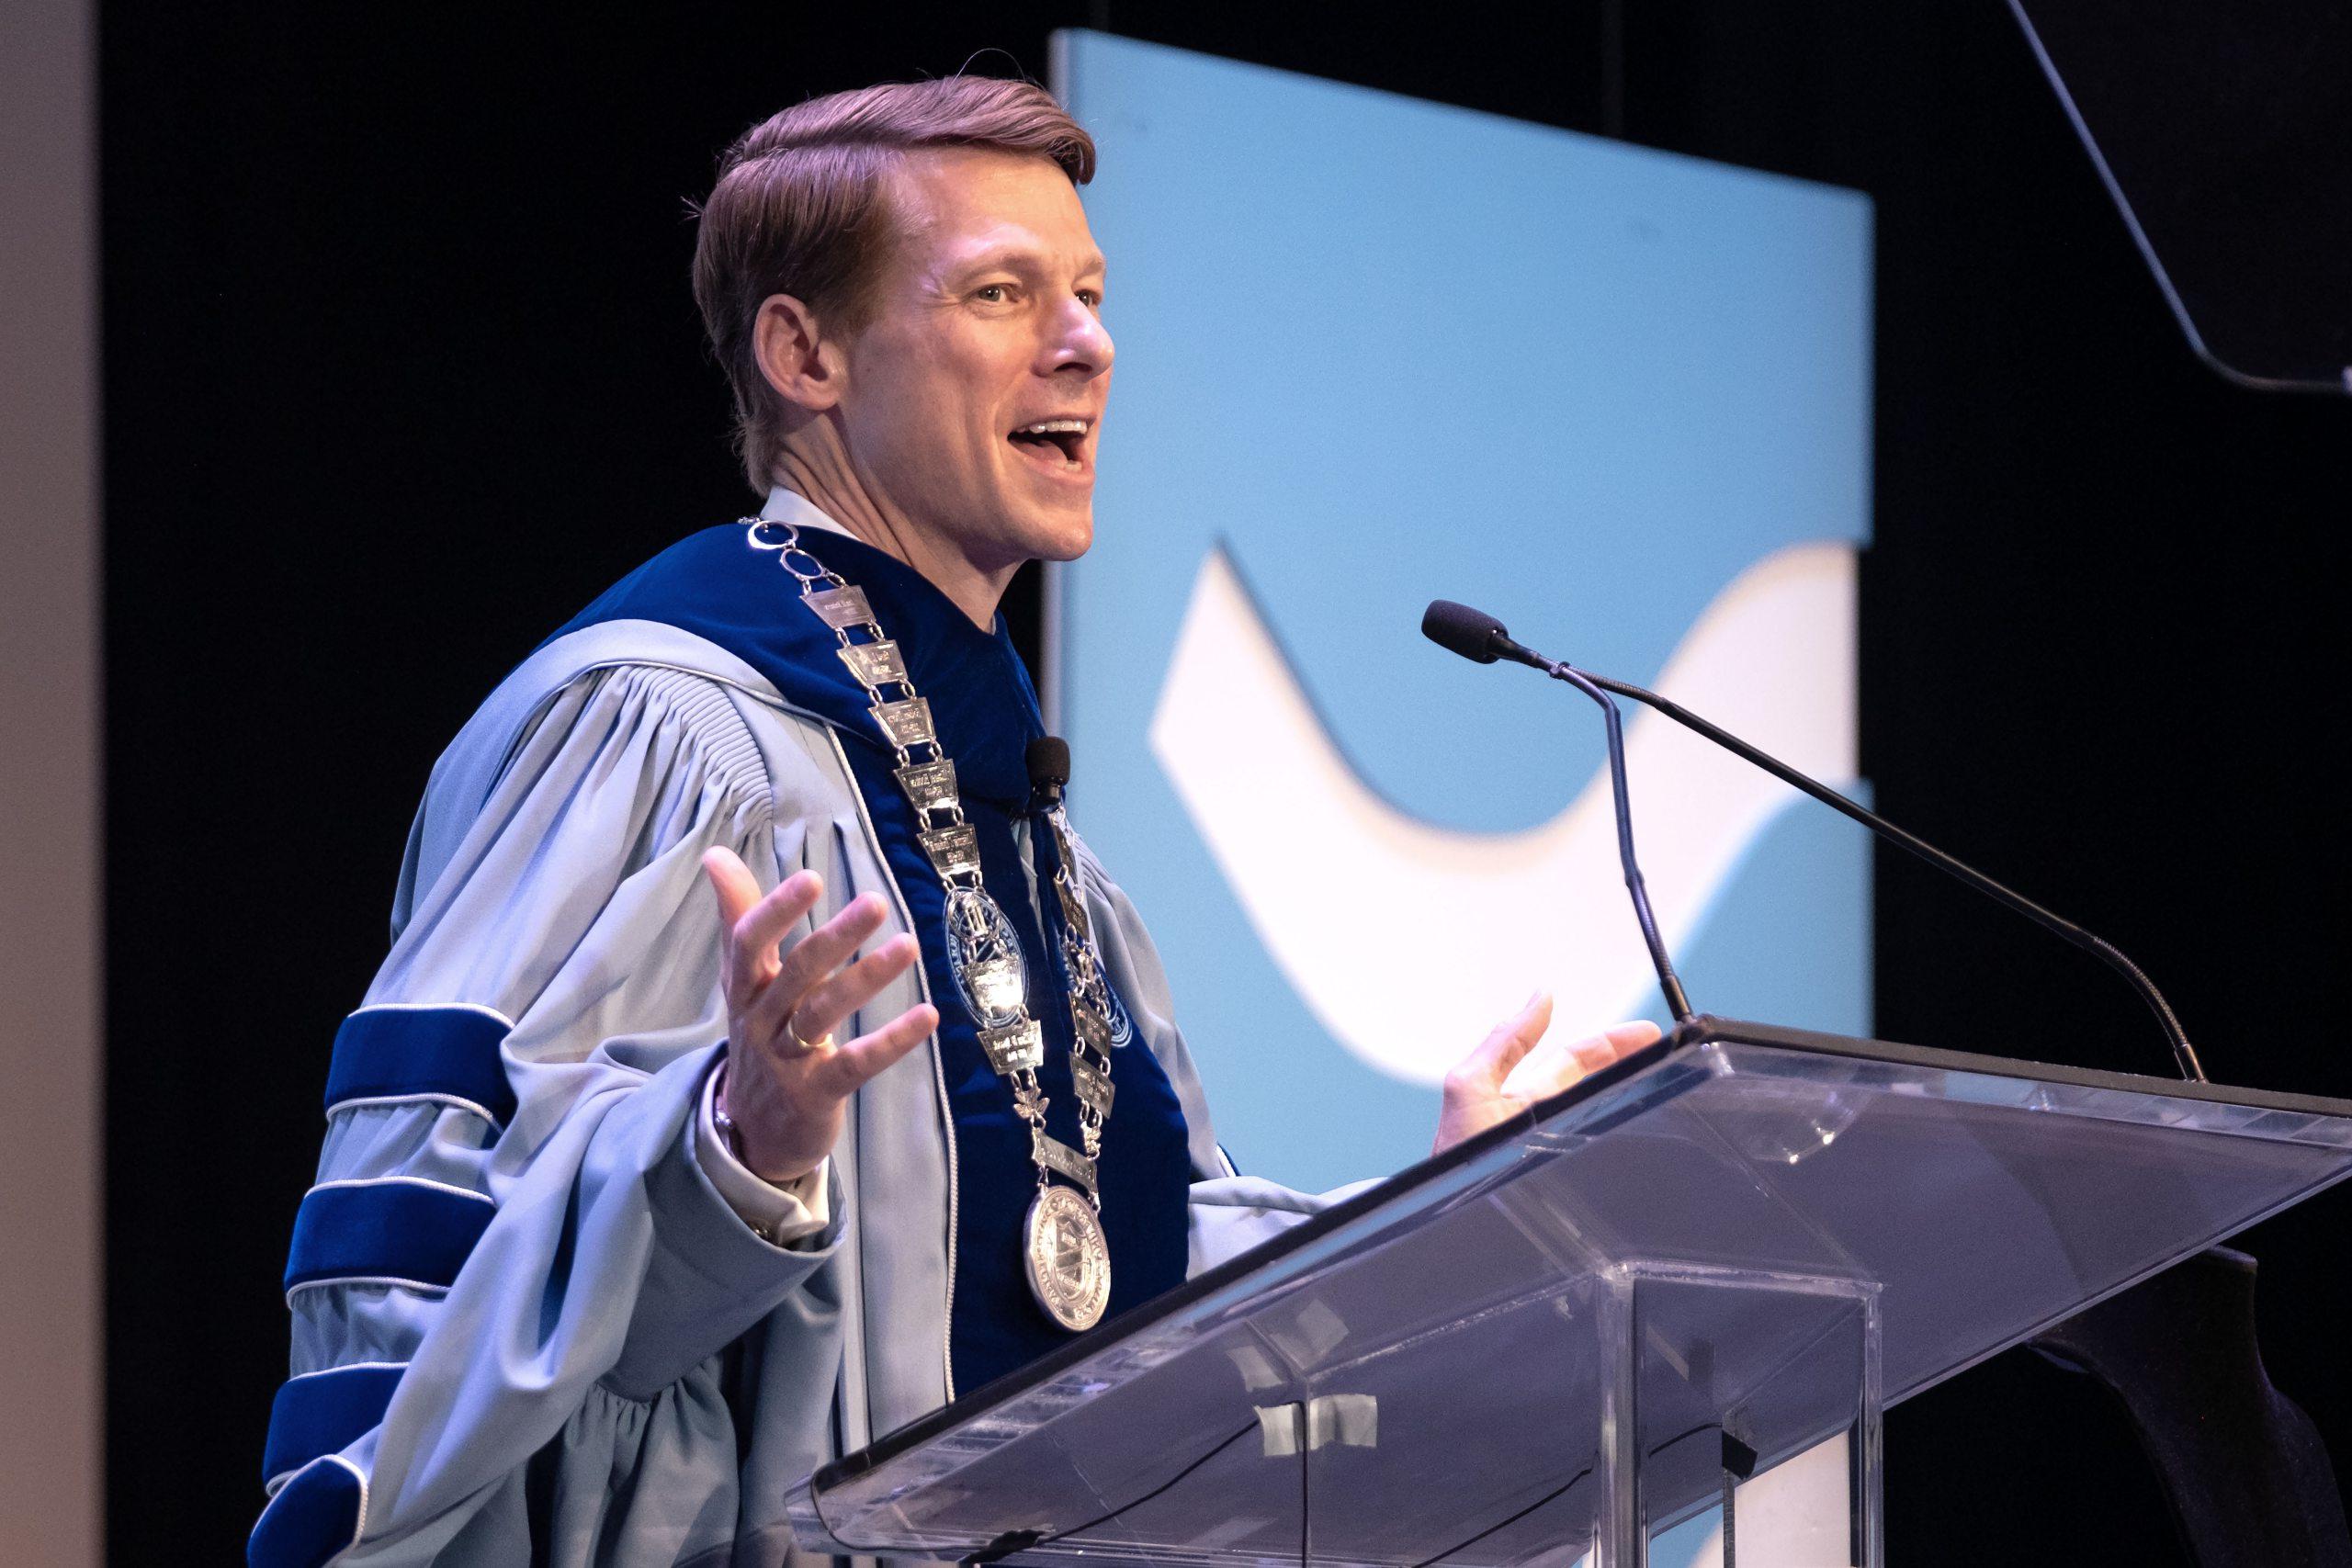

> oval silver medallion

[
  {"left": 944, "top": 887, "right": 1027, "bottom": 1029},
  {"left": 1023, "top": 1184, "right": 1112, "bottom": 1331}
]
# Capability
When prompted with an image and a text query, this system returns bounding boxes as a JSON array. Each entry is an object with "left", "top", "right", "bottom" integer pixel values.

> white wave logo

[{"left": 1148, "top": 541, "right": 1859, "bottom": 1086}]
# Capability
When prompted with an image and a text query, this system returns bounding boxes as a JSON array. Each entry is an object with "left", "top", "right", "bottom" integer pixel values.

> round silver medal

[{"left": 1023, "top": 1184, "right": 1112, "bottom": 1331}]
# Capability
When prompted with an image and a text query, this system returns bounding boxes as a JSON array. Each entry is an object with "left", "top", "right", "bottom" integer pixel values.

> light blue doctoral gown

[{"left": 252, "top": 497, "right": 1356, "bottom": 1568}]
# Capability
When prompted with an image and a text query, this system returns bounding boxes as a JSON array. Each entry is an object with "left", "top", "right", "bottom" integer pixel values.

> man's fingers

[
  {"left": 704, "top": 849, "right": 768, "bottom": 1001},
  {"left": 1459, "top": 989, "right": 1554, "bottom": 1087},
  {"left": 1496, "top": 1017, "right": 1664, "bottom": 1100},
  {"left": 703, "top": 853, "right": 820, "bottom": 1007},
  {"left": 716, "top": 864, "right": 822, "bottom": 1003},
  {"left": 1609, "top": 1019, "right": 1665, "bottom": 1052},
  {"left": 811, "top": 1004, "right": 939, "bottom": 1097},
  {"left": 1564, "top": 1020, "right": 1668, "bottom": 1077},
  {"left": 748, "top": 892, "right": 889, "bottom": 1040},
  {"left": 737, "top": 871, "right": 825, "bottom": 972},
  {"left": 789, "top": 932, "right": 921, "bottom": 1046},
  {"left": 701, "top": 847, "right": 764, "bottom": 931}
]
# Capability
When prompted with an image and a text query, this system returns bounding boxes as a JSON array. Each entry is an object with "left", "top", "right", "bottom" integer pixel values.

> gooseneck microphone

[
  {"left": 1423, "top": 602, "right": 1695, "bottom": 1026},
  {"left": 1422, "top": 599, "right": 2205, "bottom": 1083}
]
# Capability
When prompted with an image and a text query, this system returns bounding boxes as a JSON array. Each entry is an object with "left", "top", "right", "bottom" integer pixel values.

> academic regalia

[{"left": 252, "top": 490, "right": 1364, "bottom": 1568}]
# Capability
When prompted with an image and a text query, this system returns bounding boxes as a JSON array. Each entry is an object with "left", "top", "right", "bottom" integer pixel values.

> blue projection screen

[{"left": 1051, "top": 32, "right": 1872, "bottom": 1193}]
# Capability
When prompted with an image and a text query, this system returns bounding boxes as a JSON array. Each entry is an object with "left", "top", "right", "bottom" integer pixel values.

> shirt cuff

[{"left": 695, "top": 1061, "right": 832, "bottom": 1247}]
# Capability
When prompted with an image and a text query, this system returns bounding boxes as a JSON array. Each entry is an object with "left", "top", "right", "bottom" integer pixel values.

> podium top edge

[{"left": 1685, "top": 1016, "right": 2352, "bottom": 1121}]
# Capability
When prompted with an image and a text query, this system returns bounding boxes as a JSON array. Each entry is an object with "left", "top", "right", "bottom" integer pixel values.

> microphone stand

[
  {"left": 1568, "top": 663, "right": 2204, "bottom": 1083},
  {"left": 1420, "top": 596, "right": 2200, "bottom": 1083},
  {"left": 1538, "top": 659, "right": 1694, "bottom": 1025}
]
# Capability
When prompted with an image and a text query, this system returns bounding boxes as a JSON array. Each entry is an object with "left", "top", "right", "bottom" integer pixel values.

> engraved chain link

[{"left": 1046, "top": 808, "right": 1118, "bottom": 1162}]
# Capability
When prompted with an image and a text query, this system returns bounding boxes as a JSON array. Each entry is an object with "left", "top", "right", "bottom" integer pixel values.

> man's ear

[{"left": 752, "top": 292, "right": 847, "bottom": 413}]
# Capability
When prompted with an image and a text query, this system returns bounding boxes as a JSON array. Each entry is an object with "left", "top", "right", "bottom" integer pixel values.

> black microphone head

[
  {"left": 1422, "top": 600, "right": 1511, "bottom": 664},
  {"left": 1025, "top": 736, "right": 1072, "bottom": 791}
]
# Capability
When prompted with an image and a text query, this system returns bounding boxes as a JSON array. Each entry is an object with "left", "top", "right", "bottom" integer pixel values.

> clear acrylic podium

[{"left": 788, "top": 1020, "right": 2352, "bottom": 1566}]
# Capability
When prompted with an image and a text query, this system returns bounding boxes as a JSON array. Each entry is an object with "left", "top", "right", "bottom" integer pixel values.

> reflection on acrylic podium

[{"left": 789, "top": 1020, "right": 2352, "bottom": 1567}]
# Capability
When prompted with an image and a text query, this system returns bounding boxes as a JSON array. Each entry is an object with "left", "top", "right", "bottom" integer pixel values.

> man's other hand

[
  {"left": 1432, "top": 992, "right": 1662, "bottom": 1156},
  {"left": 702, "top": 848, "right": 940, "bottom": 1184}
]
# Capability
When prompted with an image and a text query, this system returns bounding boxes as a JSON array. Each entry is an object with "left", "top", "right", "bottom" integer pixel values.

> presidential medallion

[
  {"left": 1023, "top": 1183, "right": 1112, "bottom": 1331},
  {"left": 944, "top": 886, "right": 1026, "bottom": 1028}
]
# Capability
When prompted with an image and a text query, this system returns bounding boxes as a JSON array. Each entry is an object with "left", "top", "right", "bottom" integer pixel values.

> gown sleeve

[{"left": 252, "top": 663, "right": 842, "bottom": 1568}]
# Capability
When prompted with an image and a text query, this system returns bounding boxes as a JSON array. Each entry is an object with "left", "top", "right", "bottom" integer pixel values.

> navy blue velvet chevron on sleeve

[
  {"left": 247, "top": 1455, "right": 363, "bottom": 1568},
  {"left": 263, "top": 1363, "right": 404, "bottom": 1485},
  {"left": 323, "top": 1004, "right": 515, "bottom": 1123},
  {"left": 283, "top": 1180, "right": 495, "bottom": 1295}
]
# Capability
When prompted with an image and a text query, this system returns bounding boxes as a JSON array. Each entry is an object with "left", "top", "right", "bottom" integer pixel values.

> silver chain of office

[{"left": 749, "top": 517, "right": 1117, "bottom": 1330}]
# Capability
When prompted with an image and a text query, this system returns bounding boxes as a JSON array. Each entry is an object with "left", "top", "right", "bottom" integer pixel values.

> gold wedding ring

[{"left": 784, "top": 1014, "right": 835, "bottom": 1055}]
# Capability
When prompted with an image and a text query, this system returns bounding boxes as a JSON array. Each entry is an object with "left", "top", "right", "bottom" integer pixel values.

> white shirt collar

[{"left": 760, "top": 485, "right": 856, "bottom": 539}]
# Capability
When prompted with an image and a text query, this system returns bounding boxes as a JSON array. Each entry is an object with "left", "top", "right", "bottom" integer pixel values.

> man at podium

[{"left": 250, "top": 76, "right": 1657, "bottom": 1568}]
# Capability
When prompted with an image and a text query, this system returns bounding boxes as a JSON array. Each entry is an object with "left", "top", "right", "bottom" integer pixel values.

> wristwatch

[{"left": 711, "top": 1063, "right": 748, "bottom": 1160}]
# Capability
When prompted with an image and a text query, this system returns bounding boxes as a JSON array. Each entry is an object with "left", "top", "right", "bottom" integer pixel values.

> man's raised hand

[
  {"left": 701, "top": 847, "right": 939, "bottom": 1184},
  {"left": 1431, "top": 991, "right": 1662, "bottom": 1155}
]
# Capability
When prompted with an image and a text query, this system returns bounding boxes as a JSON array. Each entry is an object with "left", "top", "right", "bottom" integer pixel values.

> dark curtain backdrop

[{"left": 102, "top": 3, "right": 2347, "bottom": 1562}]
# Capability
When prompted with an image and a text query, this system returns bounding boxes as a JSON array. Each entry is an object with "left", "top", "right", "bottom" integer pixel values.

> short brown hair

[{"left": 692, "top": 77, "right": 1097, "bottom": 491}]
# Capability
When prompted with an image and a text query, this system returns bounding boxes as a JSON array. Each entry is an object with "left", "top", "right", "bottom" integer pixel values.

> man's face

[{"left": 834, "top": 147, "right": 1113, "bottom": 573}]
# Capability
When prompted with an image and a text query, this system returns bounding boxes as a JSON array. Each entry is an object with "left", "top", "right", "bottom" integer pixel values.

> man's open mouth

[{"left": 1008, "top": 417, "right": 1091, "bottom": 469}]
